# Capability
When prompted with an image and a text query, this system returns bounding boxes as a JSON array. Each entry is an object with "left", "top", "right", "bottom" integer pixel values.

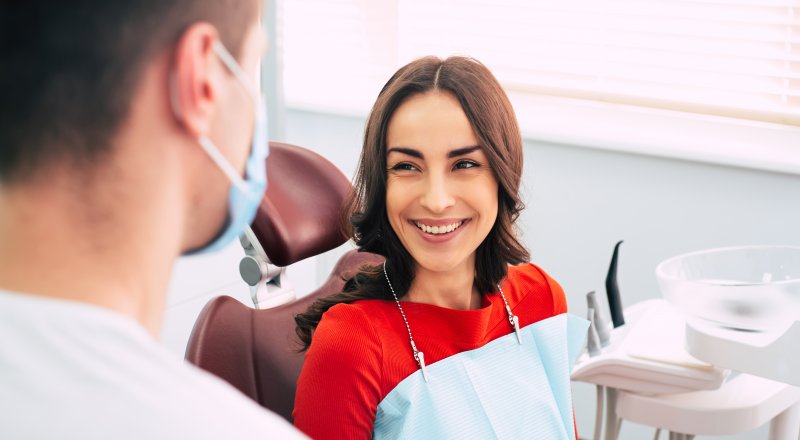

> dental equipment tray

[
  {"left": 572, "top": 299, "right": 729, "bottom": 395},
  {"left": 686, "top": 316, "right": 800, "bottom": 388}
]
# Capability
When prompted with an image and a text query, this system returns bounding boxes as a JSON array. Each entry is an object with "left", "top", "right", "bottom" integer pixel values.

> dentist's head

[{"left": 0, "top": 0, "right": 266, "bottom": 334}]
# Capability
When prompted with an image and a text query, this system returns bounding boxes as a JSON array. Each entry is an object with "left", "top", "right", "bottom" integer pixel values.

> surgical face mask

[{"left": 180, "top": 41, "right": 269, "bottom": 255}]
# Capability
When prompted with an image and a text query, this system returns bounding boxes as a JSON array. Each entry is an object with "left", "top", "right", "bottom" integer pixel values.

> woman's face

[{"left": 385, "top": 91, "right": 499, "bottom": 276}]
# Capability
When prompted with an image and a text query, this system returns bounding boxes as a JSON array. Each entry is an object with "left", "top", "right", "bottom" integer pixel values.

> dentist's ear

[{"left": 169, "top": 23, "right": 222, "bottom": 137}]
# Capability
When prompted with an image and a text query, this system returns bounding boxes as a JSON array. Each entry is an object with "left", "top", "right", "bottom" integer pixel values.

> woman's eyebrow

[
  {"left": 387, "top": 145, "right": 481, "bottom": 159},
  {"left": 387, "top": 147, "right": 423, "bottom": 159},
  {"left": 447, "top": 145, "right": 481, "bottom": 158}
]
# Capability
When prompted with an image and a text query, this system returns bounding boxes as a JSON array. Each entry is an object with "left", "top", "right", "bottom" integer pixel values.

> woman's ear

[{"left": 170, "top": 22, "right": 222, "bottom": 137}]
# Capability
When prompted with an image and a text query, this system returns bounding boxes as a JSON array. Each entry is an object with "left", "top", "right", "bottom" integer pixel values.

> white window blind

[
  {"left": 280, "top": 0, "right": 399, "bottom": 115},
  {"left": 281, "top": 0, "right": 800, "bottom": 126}
]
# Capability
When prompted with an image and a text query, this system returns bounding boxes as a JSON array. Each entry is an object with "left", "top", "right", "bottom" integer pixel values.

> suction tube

[
  {"left": 606, "top": 240, "right": 625, "bottom": 328},
  {"left": 586, "top": 291, "right": 611, "bottom": 346}
]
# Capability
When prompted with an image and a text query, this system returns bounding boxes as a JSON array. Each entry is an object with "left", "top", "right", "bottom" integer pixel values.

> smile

[{"left": 414, "top": 220, "right": 464, "bottom": 235}]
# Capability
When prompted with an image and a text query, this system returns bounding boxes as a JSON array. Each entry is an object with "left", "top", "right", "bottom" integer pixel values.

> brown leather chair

[{"left": 185, "top": 141, "right": 382, "bottom": 422}]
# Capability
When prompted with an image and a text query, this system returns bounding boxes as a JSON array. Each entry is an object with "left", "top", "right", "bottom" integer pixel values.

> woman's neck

[{"left": 404, "top": 260, "right": 481, "bottom": 310}]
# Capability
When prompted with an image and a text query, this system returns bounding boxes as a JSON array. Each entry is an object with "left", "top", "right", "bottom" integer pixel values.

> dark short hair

[{"left": 0, "top": 0, "right": 259, "bottom": 184}]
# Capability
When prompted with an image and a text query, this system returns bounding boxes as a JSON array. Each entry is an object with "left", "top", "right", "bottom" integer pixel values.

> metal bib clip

[{"left": 417, "top": 351, "right": 429, "bottom": 383}]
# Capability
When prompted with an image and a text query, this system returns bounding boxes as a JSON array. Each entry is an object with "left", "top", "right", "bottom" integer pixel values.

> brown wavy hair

[{"left": 295, "top": 56, "right": 529, "bottom": 350}]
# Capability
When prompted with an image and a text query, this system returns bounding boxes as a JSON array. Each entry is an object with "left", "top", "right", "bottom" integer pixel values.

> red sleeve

[{"left": 293, "top": 303, "right": 382, "bottom": 440}]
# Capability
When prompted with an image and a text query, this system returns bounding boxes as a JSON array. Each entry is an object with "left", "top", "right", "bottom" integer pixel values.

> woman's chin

[{"left": 413, "top": 255, "right": 473, "bottom": 275}]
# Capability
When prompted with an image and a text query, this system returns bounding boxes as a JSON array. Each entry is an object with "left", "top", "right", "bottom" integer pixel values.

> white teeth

[{"left": 415, "top": 221, "right": 463, "bottom": 235}]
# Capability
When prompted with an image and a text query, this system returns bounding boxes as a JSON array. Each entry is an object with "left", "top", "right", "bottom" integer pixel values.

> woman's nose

[{"left": 419, "top": 173, "right": 455, "bottom": 213}]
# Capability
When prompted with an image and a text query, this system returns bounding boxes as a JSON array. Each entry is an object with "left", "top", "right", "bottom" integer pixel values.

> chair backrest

[
  {"left": 185, "top": 249, "right": 382, "bottom": 421},
  {"left": 185, "top": 141, "right": 384, "bottom": 421},
  {"left": 250, "top": 141, "right": 353, "bottom": 266}
]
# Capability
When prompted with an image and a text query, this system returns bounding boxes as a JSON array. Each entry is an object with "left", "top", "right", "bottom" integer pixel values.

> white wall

[{"left": 282, "top": 108, "right": 800, "bottom": 440}]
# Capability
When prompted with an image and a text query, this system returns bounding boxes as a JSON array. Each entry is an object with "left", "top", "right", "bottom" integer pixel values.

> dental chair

[{"left": 185, "top": 141, "right": 383, "bottom": 422}]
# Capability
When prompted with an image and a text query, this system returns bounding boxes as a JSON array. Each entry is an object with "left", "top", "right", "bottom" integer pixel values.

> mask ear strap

[
  {"left": 198, "top": 136, "right": 249, "bottom": 193},
  {"left": 212, "top": 40, "right": 259, "bottom": 103}
]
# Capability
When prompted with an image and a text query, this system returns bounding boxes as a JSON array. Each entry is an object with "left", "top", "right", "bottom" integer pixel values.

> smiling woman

[
  {"left": 292, "top": 56, "right": 586, "bottom": 439},
  {"left": 385, "top": 91, "right": 500, "bottom": 310}
]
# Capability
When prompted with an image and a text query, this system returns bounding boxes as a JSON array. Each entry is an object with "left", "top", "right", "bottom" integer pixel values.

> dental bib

[{"left": 375, "top": 264, "right": 589, "bottom": 439}]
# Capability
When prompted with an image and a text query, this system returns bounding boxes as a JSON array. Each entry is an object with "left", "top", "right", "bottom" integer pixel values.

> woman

[{"left": 293, "top": 56, "right": 587, "bottom": 439}]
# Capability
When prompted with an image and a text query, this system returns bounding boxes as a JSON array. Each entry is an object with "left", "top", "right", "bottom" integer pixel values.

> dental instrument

[
  {"left": 606, "top": 240, "right": 625, "bottom": 328},
  {"left": 587, "top": 290, "right": 611, "bottom": 346}
]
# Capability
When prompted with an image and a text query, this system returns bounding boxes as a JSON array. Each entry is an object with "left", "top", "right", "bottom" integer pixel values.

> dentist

[{"left": 0, "top": 1, "right": 304, "bottom": 438}]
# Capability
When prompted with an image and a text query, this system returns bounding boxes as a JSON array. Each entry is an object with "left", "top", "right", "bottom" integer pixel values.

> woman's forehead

[{"left": 386, "top": 91, "right": 479, "bottom": 157}]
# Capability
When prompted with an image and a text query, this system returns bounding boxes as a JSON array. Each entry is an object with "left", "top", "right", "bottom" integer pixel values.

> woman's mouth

[{"left": 413, "top": 220, "right": 465, "bottom": 235}]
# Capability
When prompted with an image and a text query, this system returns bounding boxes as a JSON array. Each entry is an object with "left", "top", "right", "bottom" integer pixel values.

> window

[
  {"left": 280, "top": 0, "right": 398, "bottom": 115},
  {"left": 279, "top": 0, "right": 800, "bottom": 173}
]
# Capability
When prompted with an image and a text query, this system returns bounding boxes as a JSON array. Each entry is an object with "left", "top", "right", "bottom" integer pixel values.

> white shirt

[{"left": 0, "top": 290, "right": 306, "bottom": 439}]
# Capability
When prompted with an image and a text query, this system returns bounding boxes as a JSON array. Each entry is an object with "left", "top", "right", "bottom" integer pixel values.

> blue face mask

[{"left": 182, "top": 41, "right": 269, "bottom": 255}]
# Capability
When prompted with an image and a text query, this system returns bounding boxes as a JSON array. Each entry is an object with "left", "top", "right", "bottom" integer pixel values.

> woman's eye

[
  {"left": 454, "top": 160, "right": 479, "bottom": 170},
  {"left": 389, "top": 162, "right": 418, "bottom": 172}
]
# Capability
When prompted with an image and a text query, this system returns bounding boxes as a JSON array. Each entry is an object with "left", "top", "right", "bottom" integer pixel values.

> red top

[{"left": 293, "top": 263, "right": 573, "bottom": 439}]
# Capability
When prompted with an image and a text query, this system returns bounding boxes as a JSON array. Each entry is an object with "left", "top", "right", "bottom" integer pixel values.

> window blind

[
  {"left": 280, "top": 0, "right": 399, "bottom": 115},
  {"left": 281, "top": 0, "right": 800, "bottom": 125}
]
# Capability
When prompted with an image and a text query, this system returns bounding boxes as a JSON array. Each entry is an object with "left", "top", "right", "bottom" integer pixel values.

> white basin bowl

[{"left": 656, "top": 246, "right": 800, "bottom": 331}]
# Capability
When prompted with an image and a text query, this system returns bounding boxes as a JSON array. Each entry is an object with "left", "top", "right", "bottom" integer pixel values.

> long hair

[{"left": 295, "top": 56, "right": 529, "bottom": 350}]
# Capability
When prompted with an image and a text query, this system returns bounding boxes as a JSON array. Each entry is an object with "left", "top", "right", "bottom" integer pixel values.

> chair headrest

[{"left": 250, "top": 142, "right": 352, "bottom": 266}]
